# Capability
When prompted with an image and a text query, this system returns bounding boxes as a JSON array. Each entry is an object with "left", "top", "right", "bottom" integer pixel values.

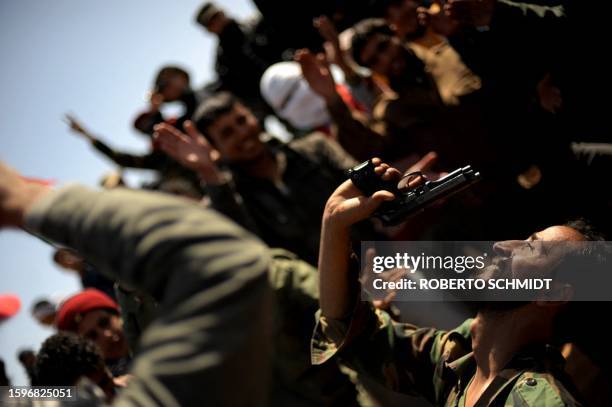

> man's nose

[{"left": 493, "top": 240, "right": 524, "bottom": 256}]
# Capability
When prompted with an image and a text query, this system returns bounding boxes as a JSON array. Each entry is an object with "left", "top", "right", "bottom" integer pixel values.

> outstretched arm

[
  {"left": 0, "top": 162, "right": 272, "bottom": 406},
  {"left": 64, "top": 114, "right": 163, "bottom": 170},
  {"left": 296, "top": 49, "right": 386, "bottom": 161}
]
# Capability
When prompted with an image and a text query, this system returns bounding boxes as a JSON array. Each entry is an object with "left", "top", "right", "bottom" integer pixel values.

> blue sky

[{"left": 0, "top": 0, "right": 255, "bottom": 386}]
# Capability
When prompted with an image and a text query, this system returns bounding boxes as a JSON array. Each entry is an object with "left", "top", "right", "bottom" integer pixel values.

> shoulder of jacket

[{"left": 510, "top": 371, "right": 581, "bottom": 407}]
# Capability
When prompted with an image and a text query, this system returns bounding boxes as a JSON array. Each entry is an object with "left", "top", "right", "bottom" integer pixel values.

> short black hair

[
  {"left": 154, "top": 66, "right": 190, "bottom": 90},
  {"left": 193, "top": 91, "right": 240, "bottom": 135},
  {"left": 565, "top": 218, "right": 606, "bottom": 241},
  {"left": 350, "top": 18, "right": 395, "bottom": 67},
  {"left": 34, "top": 333, "right": 104, "bottom": 386}
]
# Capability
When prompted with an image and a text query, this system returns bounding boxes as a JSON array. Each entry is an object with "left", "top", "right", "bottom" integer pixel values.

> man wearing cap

[{"left": 56, "top": 289, "right": 131, "bottom": 377}]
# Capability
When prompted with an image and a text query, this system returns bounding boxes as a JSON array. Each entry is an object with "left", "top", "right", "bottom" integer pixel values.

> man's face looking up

[
  {"left": 491, "top": 226, "right": 585, "bottom": 278},
  {"left": 206, "top": 103, "right": 265, "bottom": 163}
]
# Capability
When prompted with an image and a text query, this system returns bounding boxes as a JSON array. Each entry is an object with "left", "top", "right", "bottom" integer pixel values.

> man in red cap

[{"left": 56, "top": 289, "right": 130, "bottom": 376}]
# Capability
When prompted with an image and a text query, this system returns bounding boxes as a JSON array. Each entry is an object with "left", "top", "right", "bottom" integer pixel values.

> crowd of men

[{"left": 1, "top": 0, "right": 612, "bottom": 405}]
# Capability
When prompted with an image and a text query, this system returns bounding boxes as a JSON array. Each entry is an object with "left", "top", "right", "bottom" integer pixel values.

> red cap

[
  {"left": 56, "top": 289, "right": 119, "bottom": 332},
  {"left": 0, "top": 294, "right": 21, "bottom": 320}
]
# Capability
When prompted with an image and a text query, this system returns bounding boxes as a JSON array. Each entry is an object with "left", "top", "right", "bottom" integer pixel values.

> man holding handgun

[{"left": 313, "top": 158, "right": 594, "bottom": 406}]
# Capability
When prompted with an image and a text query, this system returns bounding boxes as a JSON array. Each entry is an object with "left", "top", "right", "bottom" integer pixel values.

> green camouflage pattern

[{"left": 312, "top": 304, "right": 581, "bottom": 406}]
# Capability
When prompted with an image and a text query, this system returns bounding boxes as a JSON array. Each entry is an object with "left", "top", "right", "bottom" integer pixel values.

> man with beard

[{"left": 312, "top": 158, "right": 601, "bottom": 406}]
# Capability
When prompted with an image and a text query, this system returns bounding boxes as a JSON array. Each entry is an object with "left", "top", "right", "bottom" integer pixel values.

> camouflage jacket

[{"left": 312, "top": 303, "right": 581, "bottom": 406}]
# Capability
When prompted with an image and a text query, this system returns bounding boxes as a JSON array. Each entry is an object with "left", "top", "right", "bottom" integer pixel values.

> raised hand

[
  {"left": 314, "top": 16, "right": 340, "bottom": 50},
  {"left": 295, "top": 49, "right": 337, "bottom": 103},
  {"left": 444, "top": 0, "right": 495, "bottom": 28},
  {"left": 0, "top": 161, "right": 50, "bottom": 228},
  {"left": 417, "top": 1, "right": 460, "bottom": 37},
  {"left": 324, "top": 158, "right": 401, "bottom": 229},
  {"left": 149, "top": 92, "right": 164, "bottom": 112},
  {"left": 153, "top": 121, "right": 223, "bottom": 185},
  {"left": 360, "top": 247, "right": 409, "bottom": 310},
  {"left": 63, "top": 114, "right": 94, "bottom": 142}
]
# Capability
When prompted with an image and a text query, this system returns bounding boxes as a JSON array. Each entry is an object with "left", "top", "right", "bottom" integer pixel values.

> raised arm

[
  {"left": 0, "top": 161, "right": 272, "bottom": 406},
  {"left": 65, "top": 114, "right": 163, "bottom": 170},
  {"left": 296, "top": 49, "right": 386, "bottom": 161},
  {"left": 312, "top": 158, "right": 472, "bottom": 404},
  {"left": 318, "top": 158, "right": 399, "bottom": 319}
]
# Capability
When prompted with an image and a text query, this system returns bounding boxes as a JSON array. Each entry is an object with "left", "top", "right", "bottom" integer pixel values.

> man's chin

[{"left": 468, "top": 257, "right": 530, "bottom": 312}]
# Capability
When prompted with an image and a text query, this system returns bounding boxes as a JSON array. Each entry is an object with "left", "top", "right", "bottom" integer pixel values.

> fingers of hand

[
  {"left": 153, "top": 124, "right": 187, "bottom": 154},
  {"left": 374, "top": 163, "right": 389, "bottom": 176},
  {"left": 373, "top": 159, "right": 401, "bottom": 182},
  {"left": 382, "top": 167, "right": 401, "bottom": 181},
  {"left": 364, "top": 247, "right": 377, "bottom": 271},
  {"left": 412, "top": 151, "right": 438, "bottom": 172},
  {"left": 183, "top": 120, "right": 209, "bottom": 146},
  {"left": 371, "top": 190, "right": 395, "bottom": 202}
]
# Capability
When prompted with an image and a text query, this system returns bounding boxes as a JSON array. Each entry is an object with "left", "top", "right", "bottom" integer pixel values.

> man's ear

[{"left": 535, "top": 284, "right": 574, "bottom": 307}]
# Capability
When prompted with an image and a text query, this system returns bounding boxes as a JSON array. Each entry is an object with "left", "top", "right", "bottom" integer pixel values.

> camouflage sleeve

[
  {"left": 508, "top": 372, "right": 582, "bottom": 407},
  {"left": 311, "top": 302, "right": 472, "bottom": 403},
  {"left": 25, "top": 185, "right": 272, "bottom": 406}
]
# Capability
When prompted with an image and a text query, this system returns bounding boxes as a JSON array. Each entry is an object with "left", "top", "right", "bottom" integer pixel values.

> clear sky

[{"left": 0, "top": 0, "right": 255, "bottom": 386}]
